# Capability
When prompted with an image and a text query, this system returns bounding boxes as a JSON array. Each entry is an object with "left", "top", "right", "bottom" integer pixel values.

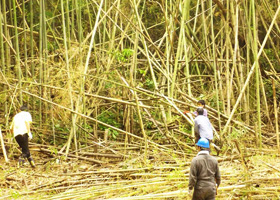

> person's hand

[
  {"left": 183, "top": 110, "right": 190, "bottom": 114},
  {"left": 28, "top": 132, "right": 33, "bottom": 140}
]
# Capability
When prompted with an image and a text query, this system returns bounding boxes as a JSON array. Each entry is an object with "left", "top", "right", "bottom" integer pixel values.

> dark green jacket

[{"left": 189, "top": 151, "right": 221, "bottom": 190}]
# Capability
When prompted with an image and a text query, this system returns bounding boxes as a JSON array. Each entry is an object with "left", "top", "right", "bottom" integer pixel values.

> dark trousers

[
  {"left": 15, "top": 133, "right": 31, "bottom": 159},
  {"left": 192, "top": 187, "right": 216, "bottom": 200}
]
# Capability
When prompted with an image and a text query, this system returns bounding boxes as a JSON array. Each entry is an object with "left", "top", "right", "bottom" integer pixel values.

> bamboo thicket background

[{"left": 0, "top": 0, "right": 280, "bottom": 155}]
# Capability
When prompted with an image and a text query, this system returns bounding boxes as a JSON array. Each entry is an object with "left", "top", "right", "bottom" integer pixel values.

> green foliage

[
  {"left": 45, "top": 11, "right": 54, "bottom": 19},
  {"left": 97, "top": 111, "right": 121, "bottom": 140},
  {"left": 229, "top": 128, "right": 245, "bottom": 140},
  {"left": 113, "top": 49, "right": 133, "bottom": 62},
  {"left": 105, "top": 81, "right": 113, "bottom": 89},
  {"left": 260, "top": 48, "right": 280, "bottom": 71},
  {"left": 138, "top": 69, "right": 145, "bottom": 75},
  {"left": 54, "top": 123, "right": 69, "bottom": 133},
  {"left": 84, "top": 123, "right": 93, "bottom": 133},
  {"left": 145, "top": 121, "right": 153, "bottom": 129},
  {"left": 108, "top": 128, "right": 119, "bottom": 140},
  {"left": 97, "top": 111, "right": 121, "bottom": 130},
  {"left": 144, "top": 78, "right": 154, "bottom": 90},
  {"left": 142, "top": 1, "right": 165, "bottom": 41},
  {"left": 48, "top": 146, "right": 58, "bottom": 156},
  {"left": 47, "top": 41, "right": 59, "bottom": 52}
]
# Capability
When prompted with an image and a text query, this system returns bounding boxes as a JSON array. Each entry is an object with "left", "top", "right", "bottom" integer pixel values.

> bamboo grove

[{"left": 0, "top": 0, "right": 279, "bottom": 157}]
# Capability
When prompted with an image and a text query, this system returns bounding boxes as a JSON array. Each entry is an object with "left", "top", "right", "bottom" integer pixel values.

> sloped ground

[{"left": 0, "top": 143, "right": 280, "bottom": 200}]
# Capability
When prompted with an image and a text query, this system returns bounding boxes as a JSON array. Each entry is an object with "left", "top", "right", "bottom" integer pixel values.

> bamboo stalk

[
  {"left": 38, "top": 147, "right": 104, "bottom": 164},
  {"left": 251, "top": 0, "right": 262, "bottom": 148},
  {"left": 22, "top": 0, "right": 27, "bottom": 77},
  {"left": 210, "top": 0, "right": 221, "bottom": 132},
  {"left": 12, "top": 0, "right": 22, "bottom": 103},
  {"left": 222, "top": 5, "right": 280, "bottom": 135},
  {"left": 1, "top": 0, "right": 10, "bottom": 70},
  {"left": 225, "top": 0, "right": 230, "bottom": 116},
  {"left": 60, "top": 0, "right": 77, "bottom": 157},
  {"left": 272, "top": 78, "right": 279, "bottom": 151},
  {"left": 0, "top": 128, "right": 9, "bottom": 162},
  {"left": 15, "top": 88, "right": 173, "bottom": 152}
]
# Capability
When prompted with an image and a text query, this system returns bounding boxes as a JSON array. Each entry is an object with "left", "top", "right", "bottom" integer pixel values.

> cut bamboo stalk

[{"left": 38, "top": 147, "right": 104, "bottom": 164}]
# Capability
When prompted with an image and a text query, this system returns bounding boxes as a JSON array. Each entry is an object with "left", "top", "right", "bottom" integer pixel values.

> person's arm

[
  {"left": 194, "top": 121, "right": 200, "bottom": 143},
  {"left": 203, "top": 109, "right": 208, "bottom": 117},
  {"left": 215, "top": 162, "right": 221, "bottom": 187},
  {"left": 25, "top": 121, "right": 31, "bottom": 133},
  {"left": 192, "top": 111, "right": 198, "bottom": 117},
  {"left": 188, "top": 160, "right": 197, "bottom": 190},
  {"left": 10, "top": 119, "right": 14, "bottom": 133},
  {"left": 25, "top": 121, "right": 33, "bottom": 139},
  {"left": 25, "top": 112, "right": 32, "bottom": 137}
]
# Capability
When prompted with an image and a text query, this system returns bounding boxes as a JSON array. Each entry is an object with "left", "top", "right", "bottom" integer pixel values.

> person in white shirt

[
  {"left": 10, "top": 104, "right": 35, "bottom": 168},
  {"left": 194, "top": 107, "right": 213, "bottom": 143}
]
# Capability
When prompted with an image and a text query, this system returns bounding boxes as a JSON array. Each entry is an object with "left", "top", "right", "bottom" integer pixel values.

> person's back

[
  {"left": 189, "top": 152, "right": 219, "bottom": 188},
  {"left": 12, "top": 111, "right": 32, "bottom": 137},
  {"left": 189, "top": 138, "right": 221, "bottom": 200},
  {"left": 194, "top": 114, "right": 213, "bottom": 141}
]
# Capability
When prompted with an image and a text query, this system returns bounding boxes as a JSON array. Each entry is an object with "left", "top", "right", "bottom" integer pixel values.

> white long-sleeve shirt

[{"left": 194, "top": 115, "right": 213, "bottom": 140}]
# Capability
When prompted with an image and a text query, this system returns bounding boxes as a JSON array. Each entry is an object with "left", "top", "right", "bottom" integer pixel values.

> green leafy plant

[
  {"left": 98, "top": 111, "right": 121, "bottom": 129},
  {"left": 144, "top": 78, "right": 154, "bottom": 89},
  {"left": 49, "top": 146, "right": 58, "bottom": 156},
  {"left": 108, "top": 128, "right": 119, "bottom": 140},
  {"left": 114, "top": 48, "right": 133, "bottom": 62}
]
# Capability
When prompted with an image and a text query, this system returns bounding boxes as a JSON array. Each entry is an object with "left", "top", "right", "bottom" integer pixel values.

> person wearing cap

[
  {"left": 188, "top": 138, "right": 221, "bottom": 200},
  {"left": 10, "top": 104, "right": 35, "bottom": 168}
]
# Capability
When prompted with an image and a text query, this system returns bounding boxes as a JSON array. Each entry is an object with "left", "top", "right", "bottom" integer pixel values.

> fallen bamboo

[
  {"left": 260, "top": 160, "right": 280, "bottom": 173},
  {"left": 78, "top": 152, "right": 123, "bottom": 158},
  {"left": 17, "top": 89, "right": 176, "bottom": 153},
  {"left": 38, "top": 147, "right": 104, "bottom": 164}
]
